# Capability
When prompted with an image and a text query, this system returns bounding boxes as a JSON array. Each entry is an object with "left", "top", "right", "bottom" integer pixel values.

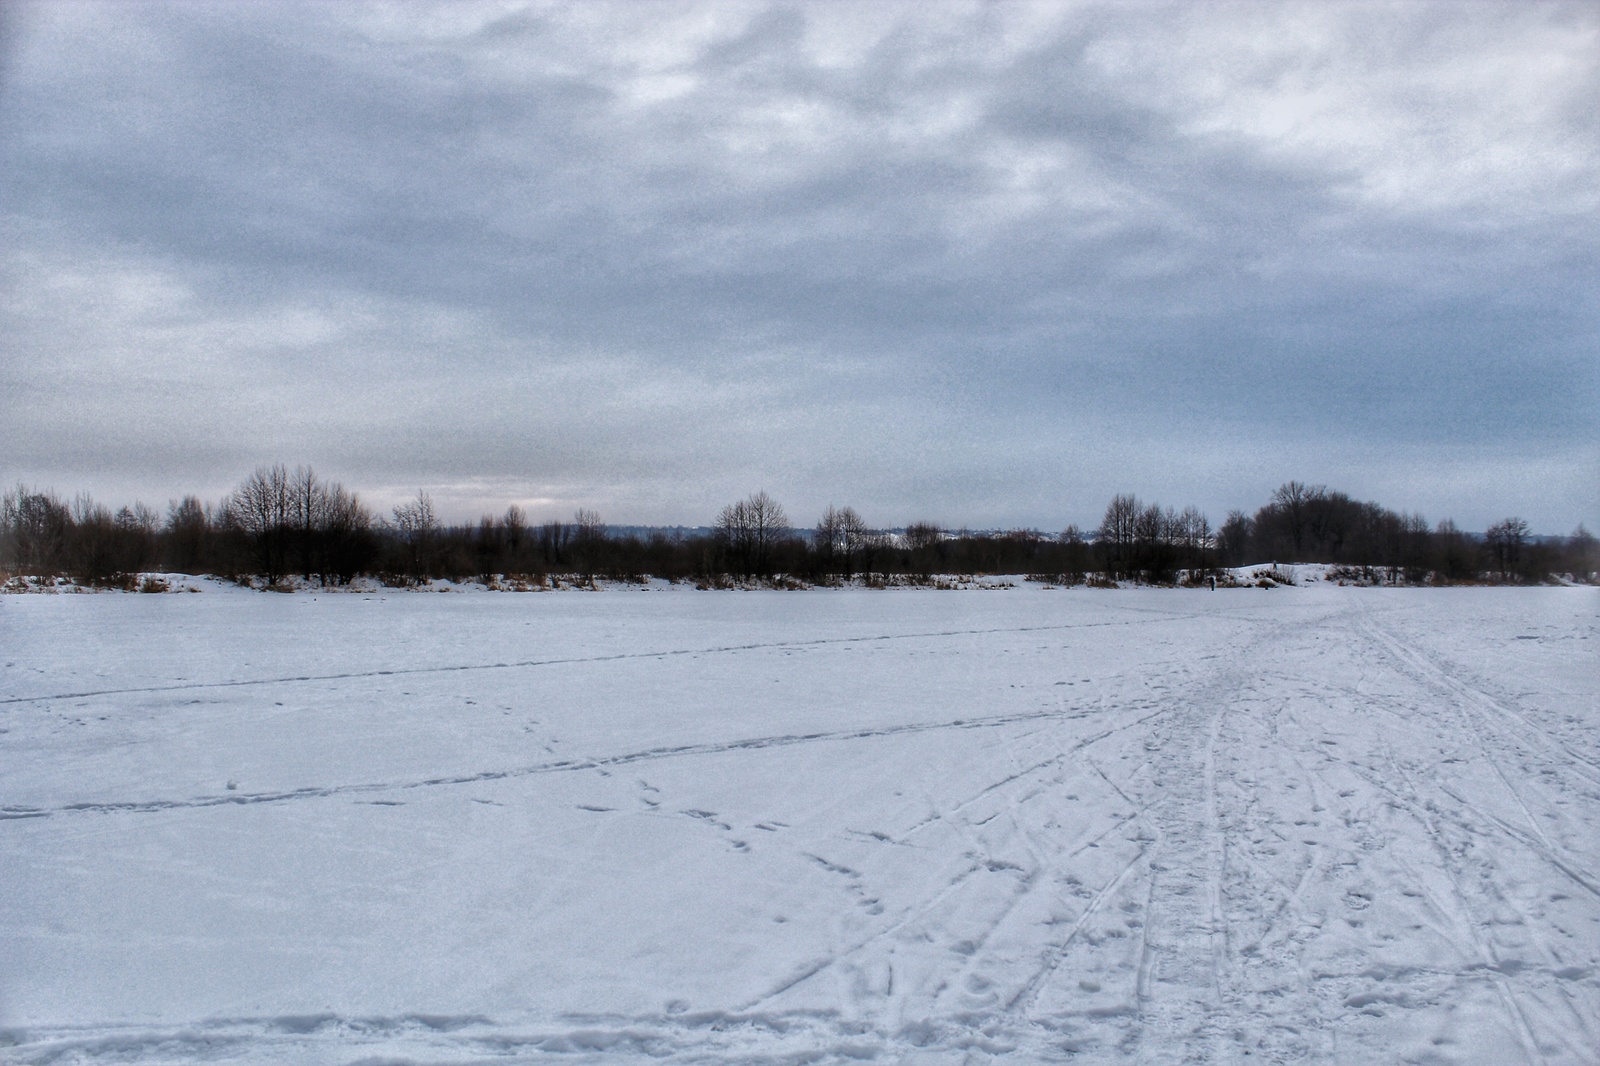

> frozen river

[{"left": 2, "top": 584, "right": 1596, "bottom": 1064}]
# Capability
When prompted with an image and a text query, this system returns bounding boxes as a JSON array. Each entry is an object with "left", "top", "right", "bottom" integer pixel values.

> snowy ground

[{"left": 1, "top": 585, "right": 1596, "bottom": 1064}]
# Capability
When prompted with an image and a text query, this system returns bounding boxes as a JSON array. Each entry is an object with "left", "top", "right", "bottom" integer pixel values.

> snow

[{"left": 1, "top": 585, "right": 1596, "bottom": 1064}]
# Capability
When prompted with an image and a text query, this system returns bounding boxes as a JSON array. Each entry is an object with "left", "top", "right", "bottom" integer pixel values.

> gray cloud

[{"left": 2, "top": 0, "right": 1595, "bottom": 530}]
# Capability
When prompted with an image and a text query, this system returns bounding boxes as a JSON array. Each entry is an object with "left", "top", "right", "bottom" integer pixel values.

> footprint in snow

[{"left": 683, "top": 809, "right": 732, "bottom": 830}]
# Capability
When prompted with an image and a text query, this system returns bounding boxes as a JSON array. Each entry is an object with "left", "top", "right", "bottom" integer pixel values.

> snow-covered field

[{"left": 2, "top": 585, "right": 1596, "bottom": 1064}]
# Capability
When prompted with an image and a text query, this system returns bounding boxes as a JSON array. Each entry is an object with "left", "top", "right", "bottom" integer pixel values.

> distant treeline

[{"left": 2, "top": 468, "right": 1593, "bottom": 588}]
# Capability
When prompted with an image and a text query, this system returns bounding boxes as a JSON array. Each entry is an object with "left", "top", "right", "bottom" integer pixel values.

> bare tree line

[
  {"left": 2, "top": 469, "right": 1594, "bottom": 588},
  {"left": 228, "top": 465, "right": 372, "bottom": 585}
]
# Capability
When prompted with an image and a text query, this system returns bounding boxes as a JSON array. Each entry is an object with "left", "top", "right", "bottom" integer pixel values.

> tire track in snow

[
  {"left": 1326, "top": 699, "right": 1600, "bottom": 906},
  {"left": 0, "top": 614, "right": 1195, "bottom": 706},
  {"left": 0, "top": 702, "right": 1146, "bottom": 821},
  {"left": 745, "top": 791, "right": 1168, "bottom": 1023},
  {"left": 1353, "top": 619, "right": 1600, "bottom": 896},
  {"left": 1128, "top": 697, "right": 1230, "bottom": 1061},
  {"left": 1110, "top": 607, "right": 1356, "bottom": 1061},
  {"left": 735, "top": 710, "right": 1171, "bottom": 1015},
  {"left": 1429, "top": 782, "right": 1600, "bottom": 901},
  {"left": 0, "top": 1003, "right": 1152, "bottom": 1066},
  {"left": 735, "top": 647, "right": 1240, "bottom": 1026},
  {"left": 1219, "top": 687, "right": 1345, "bottom": 1062},
  {"left": 900, "top": 705, "right": 1171, "bottom": 840},
  {"left": 1324, "top": 724, "right": 1600, "bottom": 1059},
  {"left": 1429, "top": 784, "right": 1600, "bottom": 1054},
  {"left": 1345, "top": 612, "right": 1582, "bottom": 1060},
  {"left": 1373, "top": 736, "right": 1550, "bottom": 1066},
  {"left": 1359, "top": 618, "right": 1600, "bottom": 787},
  {"left": 1260, "top": 611, "right": 1595, "bottom": 1063},
  {"left": 737, "top": 859, "right": 989, "bottom": 1014},
  {"left": 1005, "top": 843, "right": 1149, "bottom": 1016}
]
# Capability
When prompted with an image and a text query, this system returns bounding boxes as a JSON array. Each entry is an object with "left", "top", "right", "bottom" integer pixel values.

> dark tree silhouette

[
  {"left": 1484, "top": 517, "right": 1531, "bottom": 582},
  {"left": 1097, "top": 494, "right": 1140, "bottom": 580},
  {"left": 391, "top": 490, "right": 439, "bottom": 582},
  {"left": 717, "top": 491, "right": 789, "bottom": 579},
  {"left": 814, "top": 505, "right": 871, "bottom": 580},
  {"left": 227, "top": 465, "right": 293, "bottom": 584},
  {"left": 1, "top": 485, "right": 71, "bottom": 575}
]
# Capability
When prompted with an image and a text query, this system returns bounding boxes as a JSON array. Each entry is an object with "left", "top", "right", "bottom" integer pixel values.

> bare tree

[
  {"left": 572, "top": 508, "right": 605, "bottom": 578},
  {"left": 1174, "top": 505, "right": 1213, "bottom": 575},
  {"left": 2, "top": 485, "right": 71, "bottom": 575},
  {"left": 220, "top": 465, "right": 371, "bottom": 585},
  {"left": 69, "top": 494, "right": 117, "bottom": 585},
  {"left": 814, "top": 506, "right": 843, "bottom": 575},
  {"left": 574, "top": 508, "right": 604, "bottom": 540},
  {"left": 114, "top": 503, "right": 159, "bottom": 575},
  {"left": 474, "top": 514, "right": 502, "bottom": 582},
  {"left": 1132, "top": 504, "right": 1171, "bottom": 582},
  {"left": 319, "top": 484, "right": 372, "bottom": 584},
  {"left": 837, "top": 507, "right": 869, "bottom": 578},
  {"left": 226, "top": 464, "right": 292, "bottom": 584},
  {"left": 59, "top": 495, "right": 154, "bottom": 586},
  {"left": 1484, "top": 517, "right": 1531, "bottom": 582},
  {"left": 287, "top": 465, "right": 327, "bottom": 580},
  {"left": 502, "top": 504, "right": 527, "bottom": 571},
  {"left": 392, "top": 490, "right": 438, "bottom": 581},
  {"left": 1268, "top": 481, "right": 1324, "bottom": 557},
  {"left": 749, "top": 491, "right": 789, "bottom": 578},
  {"left": 717, "top": 500, "right": 753, "bottom": 577},
  {"left": 164, "top": 495, "right": 209, "bottom": 573},
  {"left": 1097, "top": 494, "right": 1140, "bottom": 580},
  {"left": 814, "top": 505, "right": 868, "bottom": 580},
  {"left": 717, "top": 491, "right": 789, "bottom": 579},
  {"left": 1433, "top": 518, "right": 1474, "bottom": 582},
  {"left": 903, "top": 521, "right": 944, "bottom": 579},
  {"left": 1057, "top": 524, "right": 1089, "bottom": 584},
  {"left": 1568, "top": 524, "right": 1596, "bottom": 582},
  {"left": 537, "top": 520, "right": 568, "bottom": 567},
  {"left": 1399, "top": 511, "right": 1431, "bottom": 583},
  {"left": 1216, "top": 510, "right": 1253, "bottom": 568}
]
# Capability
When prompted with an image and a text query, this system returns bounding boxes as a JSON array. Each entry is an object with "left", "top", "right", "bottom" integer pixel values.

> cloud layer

[{"left": 3, "top": 1, "right": 1596, "bottom": 530}]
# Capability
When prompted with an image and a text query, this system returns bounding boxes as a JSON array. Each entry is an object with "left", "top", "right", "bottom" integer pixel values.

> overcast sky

[{"left": 2, "top": 1, "right": 1596, "bottom": 531}]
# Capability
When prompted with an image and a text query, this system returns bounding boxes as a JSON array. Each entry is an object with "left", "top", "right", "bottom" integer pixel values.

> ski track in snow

[
  {"left": 0, "top": 703, "right": 1172, "bottom": 822},
  {"left": 0, "top": 613, "right": 1188, "bottom": 707},
  {"left": 1, "top": 588, "right": 1596, "bottom": 1064}
]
